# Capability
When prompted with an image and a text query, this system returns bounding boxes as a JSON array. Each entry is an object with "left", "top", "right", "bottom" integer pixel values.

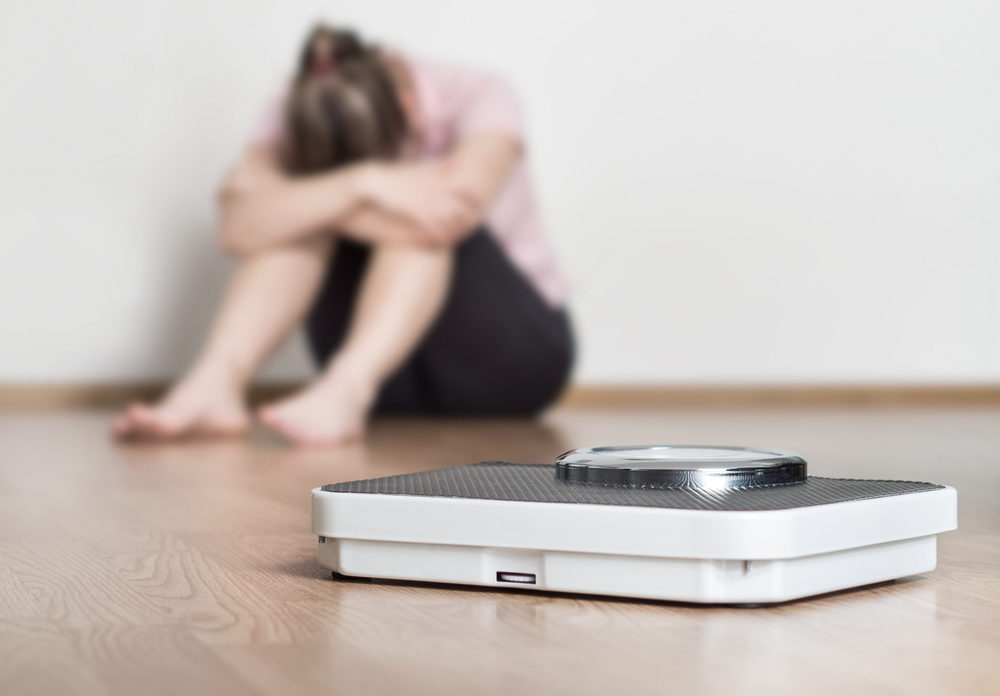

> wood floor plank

[{"left": 0, "top": 407, "right": 998, "bottom": 695}]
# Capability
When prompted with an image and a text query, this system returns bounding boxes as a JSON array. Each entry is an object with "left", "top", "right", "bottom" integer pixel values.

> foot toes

[
  {"left": 130, "top": 404, "right": 185, "bottom": 439},
  {"left": 256, "top": 383, "right": 369, "bottom": 448},
  {"left": 114, "top": 402, "right": 151, "bottom": 439},
  {"left": 111, "top": 384, "right": 251, "bottom": 443},
  {"left": 129, "top": 404, "right": 159, "bottom": 433}
]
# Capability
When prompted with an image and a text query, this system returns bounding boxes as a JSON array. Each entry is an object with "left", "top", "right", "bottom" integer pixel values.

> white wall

[{"left": 1, "top": 0, "right": 997, "bottom": 384}]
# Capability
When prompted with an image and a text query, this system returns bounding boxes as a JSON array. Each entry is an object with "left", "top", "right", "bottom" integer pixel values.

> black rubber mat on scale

[{"left": 321, "top": 462, "right": 944, "bottom": 511}]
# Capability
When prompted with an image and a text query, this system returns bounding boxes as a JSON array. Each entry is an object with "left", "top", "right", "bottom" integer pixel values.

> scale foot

[{"left": 331, "top": 570, "right": 373, "bottom": 583}]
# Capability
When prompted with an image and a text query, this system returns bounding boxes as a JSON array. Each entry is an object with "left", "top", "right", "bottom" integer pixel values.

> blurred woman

[{"left": 112, "top": 24, "right": 572, "bottom": 447}]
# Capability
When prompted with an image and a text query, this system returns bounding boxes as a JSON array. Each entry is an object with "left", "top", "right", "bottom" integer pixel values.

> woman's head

[{"left": 281, "top": 25, "right": 409, "bottom": 175}]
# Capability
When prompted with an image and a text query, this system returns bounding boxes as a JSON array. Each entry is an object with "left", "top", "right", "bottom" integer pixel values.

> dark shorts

[{"left": 305, "top": 228, "right": 574, "bottom": 416}]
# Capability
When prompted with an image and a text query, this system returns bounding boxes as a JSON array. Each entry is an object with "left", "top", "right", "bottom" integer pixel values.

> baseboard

[
  {"left": 0, "top": 383, "right": 303, "bottom": 409},
  {"left": 2, "top": 382, "right": 1000, "bottom": 409},
  {"left": 559, "top": 384, "right": 1000, "bottom": 407}
]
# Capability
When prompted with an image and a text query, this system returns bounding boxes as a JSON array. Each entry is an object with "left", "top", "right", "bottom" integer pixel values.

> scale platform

[{"left": 310, "top": 446, "right": 957, "bottom": 604}]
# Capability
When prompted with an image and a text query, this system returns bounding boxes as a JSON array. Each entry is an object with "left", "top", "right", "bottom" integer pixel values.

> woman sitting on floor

[{"left": 112, "top": 24, "right": 573, "bottom": 447}]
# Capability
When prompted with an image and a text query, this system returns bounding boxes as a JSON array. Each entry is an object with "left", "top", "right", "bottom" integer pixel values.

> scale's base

[
  {"left": 311, "top": 459, "right": 957, "bottom": 605},
  {"left": 318, "top": 535, "right": 936, "bottom": 604}
]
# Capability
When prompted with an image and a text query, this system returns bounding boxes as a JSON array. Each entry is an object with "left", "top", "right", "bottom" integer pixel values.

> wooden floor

[{"left": 1, "top": 406, "right": 998, "bottom": 695}]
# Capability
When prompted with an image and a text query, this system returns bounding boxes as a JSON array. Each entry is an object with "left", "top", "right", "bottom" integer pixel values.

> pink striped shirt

[{"left": 251, "top": 54, "right": 567, "bottom": 308}]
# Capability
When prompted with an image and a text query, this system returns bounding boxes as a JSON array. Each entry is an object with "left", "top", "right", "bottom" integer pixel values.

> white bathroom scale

[{"left": 310, "top": 446, "right": 957, "bottom": 604}]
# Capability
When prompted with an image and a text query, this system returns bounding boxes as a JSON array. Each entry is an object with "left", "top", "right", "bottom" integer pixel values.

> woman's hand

[{"left": 357, "top": 161, "right": 483, "bottom": 243}]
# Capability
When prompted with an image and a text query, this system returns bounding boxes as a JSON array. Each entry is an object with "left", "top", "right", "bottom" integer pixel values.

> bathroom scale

[{"left": 310, "top": 446, "right": 957, "bottom": 604}]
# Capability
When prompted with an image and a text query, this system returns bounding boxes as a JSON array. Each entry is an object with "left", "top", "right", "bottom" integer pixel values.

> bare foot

[
  {"left": 111, "top": 368, "right": 249, "bottom": 441},
  {"left": 257, "top": 369, "right": 375, "bottom": 447}
]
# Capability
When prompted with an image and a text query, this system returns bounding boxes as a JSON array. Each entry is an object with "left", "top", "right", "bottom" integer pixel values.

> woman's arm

[
  {"left": 438, "top": 131, "right": 522, "bottom": 234},
  {"left": 217, "top": 146, "right": 368, "bottom": 255},
  {"left": 217, "top": 149, "right": 468, "bottom": 254},
  {"left": 337, "top": 131, "right": 522, "bottom": 245},
  {"left": 218, "top": 130, "right": 521, "bottom": 255}
]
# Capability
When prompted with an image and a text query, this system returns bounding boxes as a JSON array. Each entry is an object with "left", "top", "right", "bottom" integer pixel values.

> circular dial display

[{"left": 555, "top": 445, "right": 806, "bottom": 490}]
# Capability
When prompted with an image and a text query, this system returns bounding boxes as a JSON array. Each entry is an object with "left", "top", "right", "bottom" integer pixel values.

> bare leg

[
  {"left": 258, "top": 241, "right": 453, "bottom": 446},
  {"left": 113, "top": 237, "right": 333, "bottom": 440}
]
